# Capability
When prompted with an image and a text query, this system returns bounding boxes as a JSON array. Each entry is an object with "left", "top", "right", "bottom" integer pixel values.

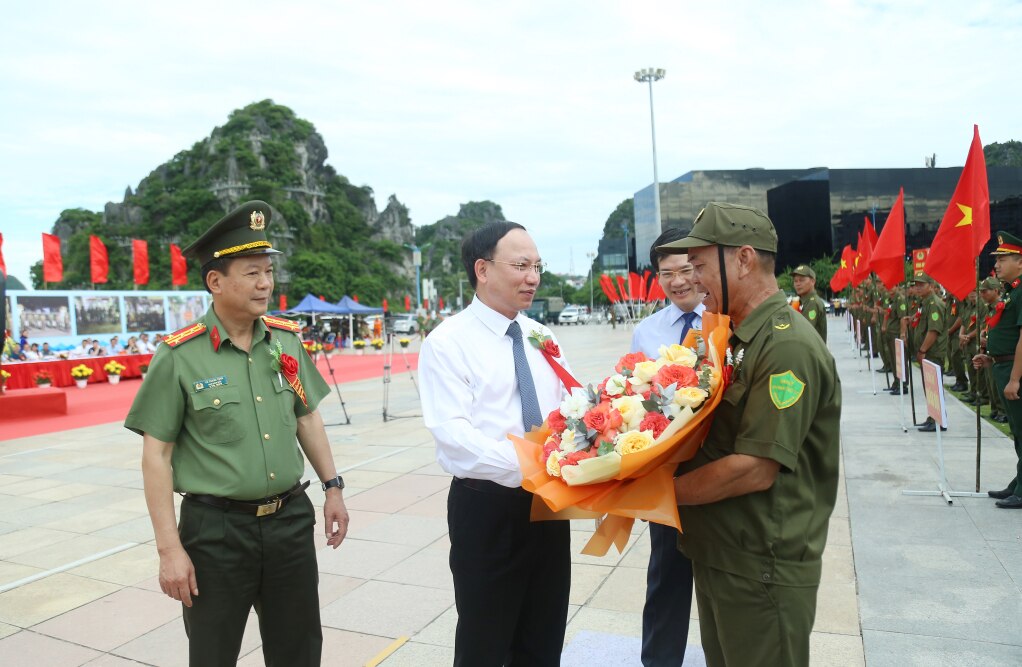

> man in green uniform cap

[
  {"left": 976, "top": 277, "right": 1008, "bottom": 422},
  {"left": 974, "top": 232, "right": 1022, "bottom": 508},
  {"left": 125, "top": 200, "right": 350, "bottom": 665},
  {"left": 884, "top": 284, "right": 910, "bottom": 394},
  {"left": 791, "top": 264, "right": 827, "bottom": 342},
  {"left": 910, "top": 273, "right": 948, "bottom": 432},
  {"left": 659, "top": 202, "right": 841, "bottom": 666},
  {"left": 958, "top": 289, "right": 981, "bottom": 403}
]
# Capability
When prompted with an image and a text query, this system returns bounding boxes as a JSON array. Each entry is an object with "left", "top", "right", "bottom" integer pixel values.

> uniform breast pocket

[
  {"left": 721, "top": 379, "right": 748, "bottom": 409},
  {"left": 188, "top": 387, "right": 244, "bottom": 444},
  {"left": 272, "top": 380, "right": 298, "bottom": 427}
]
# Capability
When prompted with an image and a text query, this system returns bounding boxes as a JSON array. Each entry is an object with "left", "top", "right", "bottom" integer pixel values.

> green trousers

[
  {"left": 986, "top": 363, "right": 1005, "bottom": 415},
  {"left": 692, "top": 561, "right": 817, "bottom": 667},
  {"left": 179, "top": 492, "right": 321, "bottom": 667},
  {"left": 991, "top": 362, "right": 1022, "bottom": 496},
  {"left": 949, "top": 336, "right": 967, "bottom": 385}
]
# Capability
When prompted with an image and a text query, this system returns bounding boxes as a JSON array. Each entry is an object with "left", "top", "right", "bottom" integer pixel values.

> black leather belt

[
  {"left": 453, "top": 477, "right": 528, "bottom": 497},
  {"left": 184, "top": 480, "right": 309, "bottom": 517},
  {"left": 992, "top": 354, "right": 1015, "bottom": 363}
]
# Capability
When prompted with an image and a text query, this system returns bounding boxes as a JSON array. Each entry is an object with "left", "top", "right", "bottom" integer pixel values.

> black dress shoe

[
  {"left": 918, "top": 422, "right": 947, "bottom": 432},
  {"left": 876, "top": 367, "right": 891, "bottom": 373},
  {"left": 950, "top": 383, "right": 967, "bottom": 392},
  {"left": 995, "top": 495, "right": 1022, "bottom": 508},
  {"left": 988, "top": 487, "right": 1014, "bottom": 500},
  {"left": 993, "top": 414, "right": 1009, "bottom": 423}
]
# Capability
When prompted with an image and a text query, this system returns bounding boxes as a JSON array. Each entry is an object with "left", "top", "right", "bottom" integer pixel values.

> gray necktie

[
  {"left": 679, "top": 311, "right": 698, "bottom": 345},
  {"left": 507, "top": 321, "right": 543, "bottom": 431}
]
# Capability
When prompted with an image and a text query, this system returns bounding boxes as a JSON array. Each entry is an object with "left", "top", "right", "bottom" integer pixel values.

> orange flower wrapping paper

[{"left": 510, "top": 312, "right": 731, "bottom": 556}]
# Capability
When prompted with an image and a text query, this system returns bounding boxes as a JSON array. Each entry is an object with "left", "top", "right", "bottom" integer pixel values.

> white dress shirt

[
  {"left": 419, "top": 297, "right": 574, "bottom": 488},
  {"left": 630, "top": 302, "right": 706, "bottom": 358}
]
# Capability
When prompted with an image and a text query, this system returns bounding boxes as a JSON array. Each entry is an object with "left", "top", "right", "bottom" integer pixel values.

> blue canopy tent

[
  {"left": 334, "top": 295, "right": 384, "bottom": 341},
  {"left": 289, "top": 293, "right": 349, "bottom": 316}
]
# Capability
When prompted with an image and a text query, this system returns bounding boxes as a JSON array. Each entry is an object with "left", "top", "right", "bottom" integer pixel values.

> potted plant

[
  {"left": 352, "top": 340, "right": 366, "bottom": 354},
  {"left": 34, "top": 371, "right": 52, "bottom": 388},
  {"left": 371, "top": 338, "right": 384, "bottom": 352},
  {"left": 399, "top": 337, "right": 411, "bottom": 349},
  {"left": 70, "top": 364, "right": 94, "bottom": 389},
  {"left": 1, "top": 369, "right": 10, "bottom": 393},
  {"left": 139, "top": 363, "right": 149, "bottom": 380},
  {"left": 103, "top": 360, "right": 127, "bottom": 384}
]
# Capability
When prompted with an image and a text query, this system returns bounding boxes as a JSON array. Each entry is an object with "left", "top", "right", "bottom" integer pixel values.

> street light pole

[
  {"left": 586, "top": 251, "right": 596, "bottom": 314},
  {"left": 634, "top": 67, "right": 666, "bottom": 237},
  {"left": 403, "top": 243, "right": 425, "bottom": 310}
]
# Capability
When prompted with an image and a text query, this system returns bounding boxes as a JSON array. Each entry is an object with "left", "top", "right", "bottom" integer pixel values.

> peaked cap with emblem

[
  {"left": 791, "top": 264, "right": 816, "bottom": 280},
  {"left": 182, "top": 200, "right": 282, "bottom": 267},
  {"left": 980, "top": 276, "right": 1001, "bottom": 290},
  {"left": 908, "top": 273, "right": 937, "bottom": 285},
  {"left": 990, "top": 231, "right": 1022, "bottom": 256},
  {"left": 658, "top": 202, "right": 778, "bottom": 254}
]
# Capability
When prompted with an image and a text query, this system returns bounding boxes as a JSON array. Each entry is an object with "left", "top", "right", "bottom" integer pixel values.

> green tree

[{"left": 984, "top": 140, "right": 1022, "bottom": 167}]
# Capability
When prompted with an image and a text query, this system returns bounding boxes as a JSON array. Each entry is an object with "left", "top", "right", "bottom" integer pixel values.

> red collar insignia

[{"left": 210, "top": 326, "right": 222, "bottom": 352}]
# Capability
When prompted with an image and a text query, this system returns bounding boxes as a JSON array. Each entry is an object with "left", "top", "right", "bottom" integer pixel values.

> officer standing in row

[
  {"left": 661, "top": 203, "right": 841, "bottom": 666},
  {"left": 976, "top": 277, "right": 1008, "bottom": 422},
  {"left": 974, "top": 232, "right": 1022, "bottom": 509},
  {"left": 791, "top": 264, "right": 828, "bottom": 342},
  {"left": 911, "top": 274, "right": 948, "bottom": 432},
  {"left": 126, "top": 201, "right": 349, "bottom": 666}
]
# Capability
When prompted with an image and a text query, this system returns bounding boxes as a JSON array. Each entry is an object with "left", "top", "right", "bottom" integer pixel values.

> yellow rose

[
  {"left": 657, "top": 343, "right": 698, "bottom": 368},
  {"left": 674, "top": 386, "right": 709, "bottom": 410},
  {"left": 614, "top": 429, "right": 656, "bottom": 455},
  {"left": 631, "top": 360, "right": 661, "bottom": 384},
  {"left": 546, "top": 450, "right": 563, "bottom": 477},
  {"left": 611, "top": 395, "right": 648, "bottom": 429}
]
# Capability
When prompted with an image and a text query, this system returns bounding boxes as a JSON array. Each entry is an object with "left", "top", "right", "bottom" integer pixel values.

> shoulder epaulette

[
  {"left": 262, "top": 315, "right": 301, "bottom": 333},
  {"left": 164, "top": 323, "right": 207, "bottom": 348}
]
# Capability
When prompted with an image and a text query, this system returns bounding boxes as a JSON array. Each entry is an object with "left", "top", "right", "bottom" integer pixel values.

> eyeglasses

[
  {"left": 486, "top": 259, "right": 546, "bottom": 275},
  {"left": 657, "top": 268, "right": 694, "bottom": 281}
]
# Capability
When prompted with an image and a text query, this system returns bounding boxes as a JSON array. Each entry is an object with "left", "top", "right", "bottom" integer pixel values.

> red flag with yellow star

[
  {"left": 871, "top": 188, "right": 906, "bottom": 289},
  {"left": 830, "top": 244, "right": 854, "bottom": 292},
  {"left": 924, "top": 125, "right": 990, "bottom": 300},
  {"left": 852, "top": 231, "right": 873, "bottom": 287}
]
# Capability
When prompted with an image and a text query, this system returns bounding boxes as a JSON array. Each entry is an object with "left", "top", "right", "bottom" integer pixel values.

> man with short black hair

[
  {"left": 421, "top": 222, "right": 574, "bottom": 666},
  {"left": 631, "top": 227, "right": 703, "bottom": 666},
  {"left": 791, "top": 264, "right": 827, "bottom": 342}
]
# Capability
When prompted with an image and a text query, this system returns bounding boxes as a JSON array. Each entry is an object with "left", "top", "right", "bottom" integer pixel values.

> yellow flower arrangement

[
  {"left": 371, "top": 338, "right": 385, "bottom": 350},
  {"left": 71, "top": 364, "right": 95, "bottom": 379},
  {"left": 399, "top": 337, "right": 411, "bottom": 348},
  {"left": 0, "top": 369, "right": 10, "bottom": 381},
  {"left": 352, "top": 340, "right": 366, "bottom": 349},
  {"left": 103, "top": 360, "right": 127, "bottom": 375}
]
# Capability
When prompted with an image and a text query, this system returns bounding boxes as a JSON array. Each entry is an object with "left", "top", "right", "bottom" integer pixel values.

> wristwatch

[{"left": 322, "top": 476, "right": 345, "bottom": 491}]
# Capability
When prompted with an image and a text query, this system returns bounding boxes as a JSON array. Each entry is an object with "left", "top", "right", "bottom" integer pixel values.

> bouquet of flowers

[
  {"left": 70, "top": 364, "right": 95, "bottom": 379},
  {"left": 103, "top": 360, "right": 127, "bottom": 375},
  {"left": 34, "top": 371, "right": 53, "bottom": 386},
  {"left": 511, "top": 312, "right": 731, "bottom": 555}
]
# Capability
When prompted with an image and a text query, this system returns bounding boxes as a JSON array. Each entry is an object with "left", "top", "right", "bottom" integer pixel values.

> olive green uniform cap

[
  {"left": 792, "top": 264, "right": 816, "bottom": 280},
  {"left": 658, "top": 202, "right": 778, "bottom": 253},
  {"left": 909, "top": 273, "right": 937, "bottom": 286},
  {"left": 980, "top": 276, "right": 1001, "bottom": 290},
  {"left": 182, "top": 200, "right": 282, "bottom": 267}
]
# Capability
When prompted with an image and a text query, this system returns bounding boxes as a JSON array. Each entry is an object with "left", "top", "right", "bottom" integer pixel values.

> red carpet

[{"left": 0, "top": 352, "right": 418, "bottom": 441}]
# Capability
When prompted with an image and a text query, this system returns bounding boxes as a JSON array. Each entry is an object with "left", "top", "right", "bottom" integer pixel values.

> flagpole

[{"left": 975, "top": 256, "right": 982, "bottom": 492}]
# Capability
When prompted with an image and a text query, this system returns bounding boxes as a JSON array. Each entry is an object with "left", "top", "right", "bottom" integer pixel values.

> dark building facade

[{"left": 633, "top": 166, "right": 1022, "bottom": 273}]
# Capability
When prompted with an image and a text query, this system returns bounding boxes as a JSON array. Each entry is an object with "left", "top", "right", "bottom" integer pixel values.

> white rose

[
  {"left": 674, "top": 386, "right": 709, "bottom": 410},
  {"left": 559, "top": 429, "right": 578, "bottom": 453},
  {"left": 631, "top": 360, "right": 661, "bottom": 384},
  {"left": 605, "top": 374, "right": 628, "bottom": 397},
  {"left": 559, "top": 388, "right": 591, "bottom": 420}
]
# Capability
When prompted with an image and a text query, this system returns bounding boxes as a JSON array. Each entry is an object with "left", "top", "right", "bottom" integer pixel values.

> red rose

[
  {"left": 562, "top": 448, "right": 597, "bottom": 467},
  {"left": 542, "top": 435, "right": 561, "bottom": 459},
  {"left": 582, "top": 403, "right": 623, "bottom": 434},
  {"left": 593, "top": 428, "right": 619, "bottom": 448},
  {"left": 654, "top": 364, "right": 698, "bottom": 390},
  {"left": 542, "top": 339, "right": 561, "bottom": 358},
  {"left": 615, "top": 351, "right": 649, "bottom": 374},
  {"left": 279, "top": 353, "right": 299, "bottom": 381},
  {"left": 638, "top": 412, "right": 671, "bottom": 439},
  {"left": 547, "top": 409, "right": 567, "bottom": 433}
]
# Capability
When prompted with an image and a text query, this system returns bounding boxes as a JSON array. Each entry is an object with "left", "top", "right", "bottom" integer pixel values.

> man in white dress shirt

[
  {"left": 631, "top": 227, "right": 705, "bottom": 666},
  {"left": 420, "top": 222, "right": 574, "bottom": 666}
]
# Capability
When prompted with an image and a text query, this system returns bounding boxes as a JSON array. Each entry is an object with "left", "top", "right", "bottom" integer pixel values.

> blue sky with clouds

[{"left": 2, "top": 0, "right": 1020, "bottom": 284}]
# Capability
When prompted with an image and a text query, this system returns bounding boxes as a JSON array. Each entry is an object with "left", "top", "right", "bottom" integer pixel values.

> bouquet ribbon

[{"left": 510, "top": 312, "right": 732, "bottom": 556}]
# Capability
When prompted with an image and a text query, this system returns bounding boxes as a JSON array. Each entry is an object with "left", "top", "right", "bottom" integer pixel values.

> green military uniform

[
  {"left": 791, "top": 265, "right": 828, "bottom": 343},
  {"left": 985, "top": 233, "right": 1022, "bottom": 504},
  {"left": 978, "top": 277, "right": 1006, "bottom": 418},
  {"left": 946, "top": 296, "right": 968, "bottom": 391},
  {"left": 125, "top": 201, "right": 333, "bottom": 666},
  {"left": 660, "top": 203, "right": 841, "bottom": 666},
  {"left": 887, "top": 289, "right": 909, "bottom": 381},
  {"left": 959, "top": 296, "right": 982, "bottom": 401},
  {"left": 914, "top": 278, "right": 947, "bottom": 366}
]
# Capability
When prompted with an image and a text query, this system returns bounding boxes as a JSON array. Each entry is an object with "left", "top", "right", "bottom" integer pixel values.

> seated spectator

[
  {"left": 152, "top": 333, "right": 164, "bottom": 348},
  {"left": 109, "top": 336, "right": 121, "bottom": 352},
  {"left": 125, "top": 336, "right": 141, "bottom": 354},
  {"left": 88, "top": 340, "right": 106, "bottom": 356},
  {"left": 71, "top": 339, "right": 91, "bottom": 357},
  {"left": 23, "top": 343, "right": 42, "bottom": 361},
  {"left": 137, "top": 333, "right": 155, "bottom": 354},
  {"left": 41, "top": 342, "right": 55, "bottom": 358}
]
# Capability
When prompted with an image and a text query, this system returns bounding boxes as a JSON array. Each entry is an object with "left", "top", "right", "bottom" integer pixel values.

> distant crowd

[{"left": 2, "top": 332, "right": 164, "bottom": 362}]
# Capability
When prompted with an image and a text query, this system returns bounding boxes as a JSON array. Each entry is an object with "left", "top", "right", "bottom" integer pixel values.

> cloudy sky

[{"left": 2, "top": 0, "right": 1020, "bottom": 284}]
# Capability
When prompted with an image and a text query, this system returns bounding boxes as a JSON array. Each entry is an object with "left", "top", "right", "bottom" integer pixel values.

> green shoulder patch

[
  {"left": 931, "top": 311, "right": 939, "bottom": 321},
  {"left": 808, "top": 309, "right": 817, "bottom": 320},
  {"left": 769, "top": 370, "right": 805, "bottom": 410}
]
